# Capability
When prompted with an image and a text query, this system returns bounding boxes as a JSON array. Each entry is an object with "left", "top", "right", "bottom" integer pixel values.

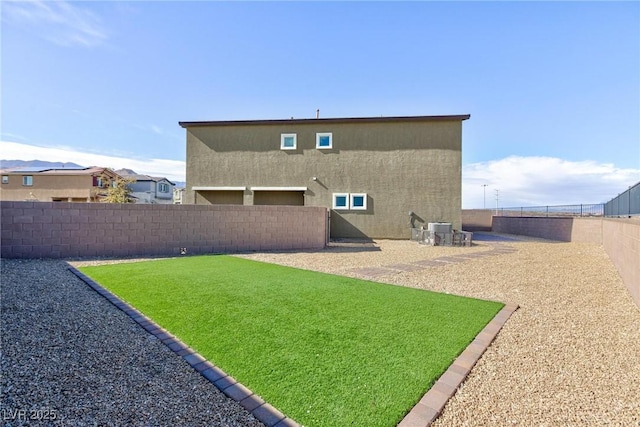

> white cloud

[
  {"left": 463, "top": 156, "right": 640, "bottom": 209},
  {"left": 2, "top": 0, "right": 108, "bottom": 47},
  {"left": 0, "top": 141, "right": 185, "bottom": 183}
]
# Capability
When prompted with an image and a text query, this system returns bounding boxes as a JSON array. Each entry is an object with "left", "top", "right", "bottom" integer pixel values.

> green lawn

[{"left": 79, "top": 255, "right": 503, "bottom": 426}]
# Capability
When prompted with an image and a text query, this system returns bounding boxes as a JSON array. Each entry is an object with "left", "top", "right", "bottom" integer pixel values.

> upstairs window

[
  {"left": 159, "top": 183, "right": 169, "bottom": 192},
  {"left": 281, "top": 133, "right": 297, "bottom": 150},
  {"left": 22, "top": 176, "right": 33, "bottom": 186},
  {"left": 2, "top": 176, "right": 8, "bottom": 184},
  {"left": 332, "top": 193, "right": 349, "bottom": 209},
  {"left": 316, "top": 132, "right": 333, "bottom": 149}
]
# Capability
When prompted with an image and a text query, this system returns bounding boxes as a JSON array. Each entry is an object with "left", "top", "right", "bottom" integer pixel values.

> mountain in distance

[
  {"left": 115, "top": 168, "right": 137, "bottom": 176},
  {"left": 1, "top": 159, "right": 84, "bottom": 169}
]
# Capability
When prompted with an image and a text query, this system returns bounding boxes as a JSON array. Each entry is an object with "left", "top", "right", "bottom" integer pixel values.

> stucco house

[
  {"left": 0, "top": 166, "right": 122, "bottom": 203},
  {"left": 115, "top": 169, "right": 175, "bottom": 204},
  {"left": 179, "top": 114, "right": 469, "bottom": 239}
]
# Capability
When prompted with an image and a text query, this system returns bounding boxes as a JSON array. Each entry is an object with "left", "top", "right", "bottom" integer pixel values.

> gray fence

[
  {"left": 496, "top": 204, "right": 604, "bottom": 218},
  {"left": 604, "top": 182, "right": 640, "bottom": 217}
]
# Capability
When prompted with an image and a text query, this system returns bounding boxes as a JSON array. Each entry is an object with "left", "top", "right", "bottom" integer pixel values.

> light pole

[
  {"left": 495, "top": 189, "right": 500, "bottom": 215},
  {"left": 481, "top": 184, "right": 488, "bottom": 209}
]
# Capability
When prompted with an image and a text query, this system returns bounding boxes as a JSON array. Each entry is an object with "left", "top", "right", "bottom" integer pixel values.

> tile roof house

[
  {"left": 0, "top": 166, "right": 122, "bottom": 203},
  {"left": 180, "top": 114, "right": 470, "bottom": 239}
]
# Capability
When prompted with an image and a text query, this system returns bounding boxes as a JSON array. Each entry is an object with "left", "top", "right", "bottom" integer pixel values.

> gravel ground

[
  {"left": 238, "top": 236, "right": 640, "bottom": 426},
  {"left": 3, "top": 235, "right": 639, "bottom": 426},
  {"left": 0, "top": 259, "right": 263, "bottom": 427}
]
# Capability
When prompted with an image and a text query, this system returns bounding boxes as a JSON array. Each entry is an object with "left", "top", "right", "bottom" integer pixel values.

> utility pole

[
  {"left": 495, "top": 189, "right": 500, "bottom": 215},
  {"left": 481, "top": 184, "right": 488, "bottom": 209}
]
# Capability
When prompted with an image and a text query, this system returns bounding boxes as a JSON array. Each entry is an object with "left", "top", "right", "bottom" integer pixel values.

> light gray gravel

[{"left": 0, "top": 259, "right": 263, "bottom": 427}]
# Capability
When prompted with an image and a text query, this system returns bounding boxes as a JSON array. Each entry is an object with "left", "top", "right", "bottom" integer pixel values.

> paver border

[
  {"left": 68, "top": 264, "right": 518, "bottom": 427},
  {"left": 397, "top": 303, "right": 519, "bottom": 427},
  {"left": 68, "top": 266, "right": 298, "bottom": 427}
]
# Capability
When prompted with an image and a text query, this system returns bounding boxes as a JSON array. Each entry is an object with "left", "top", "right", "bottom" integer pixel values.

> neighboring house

[
  {"left": 173, "top": 187, "right": 185, "bottom": 204},
  {"left": 180, "top": 114, "right": 469, "bottom": 239},
  {"left": 115, "top": 169, "right": 175, "bottom": 204},
  {"left": 0, "top": 166, "right": 122, "bottom": 202}
]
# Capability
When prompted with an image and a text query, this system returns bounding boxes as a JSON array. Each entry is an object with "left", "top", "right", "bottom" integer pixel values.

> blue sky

[{"left": 1, "top": 1, "right": 639, "bottom": 208}]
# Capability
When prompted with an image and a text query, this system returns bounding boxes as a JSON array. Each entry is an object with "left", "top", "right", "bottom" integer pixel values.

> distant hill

[
  {"left": 115, "top": 168, "right": 137, "bottom": 176},
  {"left": 0, "top": 160, "right": 84, "bottom": 169}
]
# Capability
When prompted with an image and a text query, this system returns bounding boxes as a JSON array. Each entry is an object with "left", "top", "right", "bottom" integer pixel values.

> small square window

[
  {"left": 350, "top": 193, "right": 367, "bottom": 210},
  {"left": 1, "top": 175, "right": 8, "bottom": 184},
  {"left": 22, "top": 176, "right": 33, "bottom": 186},
  {"left": 316, "top": 132, "right": 333, "bottom": 149},
  {"left": 332, "top": 193, "right": 349, "bottom": 209},
  {"left": 281, "top": 133, "right": 297, "bottom": 150}
]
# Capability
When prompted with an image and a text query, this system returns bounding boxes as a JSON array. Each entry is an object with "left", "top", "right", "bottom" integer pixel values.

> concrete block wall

[
  {"left": 490, "top": 216, "right": 604, "bottom": 243},
  {"left": 491, "top": 216, "right": 576, "bottom": 241},
  {"left": 602, "top": 218, "right": 640, "bottom": 308},
  {"left": 1, "top": 201, "right": 327, "bottom": 259},
  {"left": 461, "top": 209, "right": 493, "bottom": 231},
  {"left": 491, "top": 215, "right": 639, "bottom": 309}
]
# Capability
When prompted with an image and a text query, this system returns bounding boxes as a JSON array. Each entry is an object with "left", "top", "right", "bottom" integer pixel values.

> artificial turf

[{"left": 79, "top": 255, "right": 503, "bottom": 426}]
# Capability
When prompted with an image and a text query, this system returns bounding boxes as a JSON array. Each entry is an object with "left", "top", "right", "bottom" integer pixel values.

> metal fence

[
  {"left": 604, "top": 182, "right": 640, "bottom": 217},
  {"left": 496, "top": 204, "right": 604, "bottom": 218}
]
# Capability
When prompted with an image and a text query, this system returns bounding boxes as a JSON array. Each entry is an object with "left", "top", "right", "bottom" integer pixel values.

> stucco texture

[{"left": 184, "top": 117, "right": 465, "bottom": 239}]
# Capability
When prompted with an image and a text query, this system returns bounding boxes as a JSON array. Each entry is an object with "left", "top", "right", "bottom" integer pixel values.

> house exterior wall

[
  {"left": 183, "top": 117, "right": 465, "bottom": 239},
  {"left": 0, "top": 173, "right": 95, "bottom": 202},
  {"left": 129, "top": 179, "right": 174, "bottom": 204},
  {"left": 129, "top": 180, "right": 154, "bottom": 193},
  {"left": 155, "top": 179, "right": 174, "bottom": 201}
]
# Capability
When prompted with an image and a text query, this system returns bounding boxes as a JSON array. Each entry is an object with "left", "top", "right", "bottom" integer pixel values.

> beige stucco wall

[
  {"left": 0, "top": 174, "right": 94, "bottom": 202},
  {"left": 184, "top": 118, "right": 464, "bottom": 239}
]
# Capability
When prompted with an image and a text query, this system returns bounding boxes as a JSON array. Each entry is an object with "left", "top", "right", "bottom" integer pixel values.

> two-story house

[
  {"left": 179, "top": 114, "right": 469, "bottom": 239},
  {"left": 115, "top": 169, "right": 175, "bottom": 204},
  {"left": 0, "top": 166, "right": 122, "bottom": 202}
]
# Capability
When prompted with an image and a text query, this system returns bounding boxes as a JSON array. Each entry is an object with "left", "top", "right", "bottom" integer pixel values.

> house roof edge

[{"left": 179, "top": 114, "right": 470, "bottom": 128}]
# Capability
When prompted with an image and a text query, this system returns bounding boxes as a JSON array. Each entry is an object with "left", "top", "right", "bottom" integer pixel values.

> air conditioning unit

[{"left": 428, "top": 222, "right": 452, "bottom": 233}]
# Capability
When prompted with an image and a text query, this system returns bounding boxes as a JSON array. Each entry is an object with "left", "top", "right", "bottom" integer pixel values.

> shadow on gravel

[{"left": 472, "top": 232, "right": 520, "bottom": 242}]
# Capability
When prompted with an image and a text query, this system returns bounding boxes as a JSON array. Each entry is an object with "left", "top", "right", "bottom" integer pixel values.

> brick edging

[
  {"left": 69, "top": 265, "right": 517, "bottom": 427},
  {"left": 397, "top": 303, "right": 519, "bottom": 427},
  {"left": 67, "top": 266, "right": 299, "bottom": 427}
]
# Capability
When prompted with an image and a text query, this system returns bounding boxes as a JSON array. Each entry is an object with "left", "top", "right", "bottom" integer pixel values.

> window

[
  {"left": 159, "top": 183, "right": 169, "bottom": 192},
  {"left": 350, "top": 193, "right": 368, "bottom": 210},
  {"left": 332, "top": 192, "right": 368, "bottom": 210},
  {"left": 22, "top": 176, "right": 33, "bottom": 186},
  {"left": 316, "top": 132, "right": 333, "bottom": 149},
  {"left": 332, "top": 193, "right": 349, "bottom": 209},
  {"left": 281, "top": 133, "right": 297, "bottom": 150},
  {"left": 1, "top": 176, "right": 8, "bottom": 184}
]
